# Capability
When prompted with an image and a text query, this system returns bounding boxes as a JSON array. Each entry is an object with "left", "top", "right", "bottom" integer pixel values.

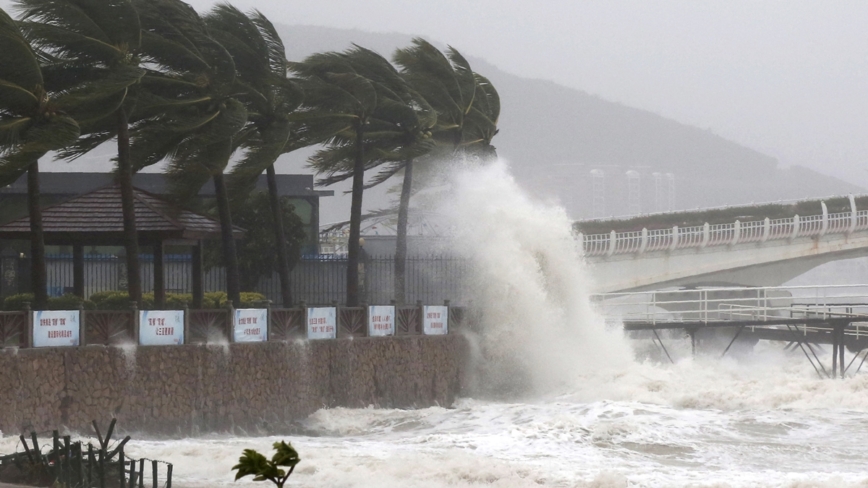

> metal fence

[{"left": 0, "top": 254, "right": 472, "bottom": 306}]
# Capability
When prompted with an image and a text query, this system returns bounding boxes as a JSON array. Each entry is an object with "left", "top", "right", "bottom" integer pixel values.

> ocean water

[
  {"left": 6, "top": 161, "right": 868, "bottom": 487},
  {"left": 113, "top": 351, "right": 868, "bottom": 488}
]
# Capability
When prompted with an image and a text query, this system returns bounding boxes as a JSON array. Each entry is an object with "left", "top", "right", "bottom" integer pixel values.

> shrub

[
  {"left": 3, "top": 293, "right": 95, "bottom": 311},
  {"left": 165, "top": 293, "right": 193, "bottom": 309},
  {"left": 203, "top": 291, "right": 227, "bottom": 309},
  {"left": 87, "top": 291, "right": 151, "bottom": 310},
  {"left": 3, "top": 293, "right": 34, "bottom": 311},
  {"left": 48, "top": 294, "right": 94, "bottom": 310},
  {"left": 201, "top": 291, "right": 268, "bottom": 308},
  {"left": 241, "top": 292, "right": 268, "bottom": 308}
]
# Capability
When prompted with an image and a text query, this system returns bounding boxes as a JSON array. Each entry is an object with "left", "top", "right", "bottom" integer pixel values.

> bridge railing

[
  {"left": 592, "top": 284, "right": 868, "bottom": 325},
  {"left": 580, "top": 196, "right": 868, "bottom": 257}
]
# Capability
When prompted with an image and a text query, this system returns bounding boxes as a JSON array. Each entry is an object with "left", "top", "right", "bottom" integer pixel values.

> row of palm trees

[{"left": 0, "top": 0, "right": 499, "bottom": 309}]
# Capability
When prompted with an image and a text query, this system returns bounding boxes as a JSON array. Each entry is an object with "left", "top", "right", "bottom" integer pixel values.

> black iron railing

[{"left": 0, "top": 254, "right": 472, "bottom": 306}]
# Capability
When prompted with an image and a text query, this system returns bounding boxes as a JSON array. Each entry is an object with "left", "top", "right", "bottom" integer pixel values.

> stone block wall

[{"left": 0, "top": 335, "right": 467, "bottom": 436}]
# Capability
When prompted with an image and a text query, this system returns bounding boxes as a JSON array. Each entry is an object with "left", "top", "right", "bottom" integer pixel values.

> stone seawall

[{"left": 0, "top": 335, "right": 467, "bottom": 435}]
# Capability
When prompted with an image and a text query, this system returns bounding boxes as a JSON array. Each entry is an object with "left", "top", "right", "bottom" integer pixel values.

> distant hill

[{"left": 275, "top": 24, "right": 863, "bottom": 220}]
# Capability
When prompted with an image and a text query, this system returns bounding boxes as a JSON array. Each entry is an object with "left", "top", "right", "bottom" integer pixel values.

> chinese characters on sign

[
  {"left": 307, "top": 307, "right": 337, "bottom": 340},
  {"left": 234, "top": 309, "right": 268, "bottom": 342},
  {"left": 33, "top": 310, "right": 80, "bottom": 347},
  {"left": 367, "top": 305, "right": 395, "bottom": 336},
  {"left": 423, "top": 306, "right": 448, "bottom": 335},
  {"left": 139, "top": 310, "right": 184, "bottom": 345}
]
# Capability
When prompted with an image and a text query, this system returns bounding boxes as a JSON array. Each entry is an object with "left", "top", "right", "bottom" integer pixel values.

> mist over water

[{"left": 7, "top": 161, "right": 868, "bottom": 487}]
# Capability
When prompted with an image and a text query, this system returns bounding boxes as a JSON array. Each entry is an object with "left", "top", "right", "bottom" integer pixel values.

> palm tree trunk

[
  {"left": 27, "top": 161, "right": 47, "bottom": 310},
  {"left": 117, "top": 105, "right": 142, "bottom": 306},
  {"left": 213, "top": 172, "right": 242, "bottom": 307},
  {"left": 394, "top": 159, "right": 413, "bottom": 304},
  {"left": 266, "top": 164, "right": 293, "bottom": 307},
  {"left": 346, "top": 125, "right": 365, "bottom": 306}
]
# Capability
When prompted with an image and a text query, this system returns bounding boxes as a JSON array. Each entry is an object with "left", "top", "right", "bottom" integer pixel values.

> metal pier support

[
  {"left": 652, "top": 329, "right": 675, "bottom": 364},
  {"left": 720, "top": 325, "right": 746, "bottom": 358}
]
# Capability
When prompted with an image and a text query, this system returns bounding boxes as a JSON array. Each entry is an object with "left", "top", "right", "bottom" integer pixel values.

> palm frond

[{"left": 0, "top": 8, "right": 43, "bottom": 93}]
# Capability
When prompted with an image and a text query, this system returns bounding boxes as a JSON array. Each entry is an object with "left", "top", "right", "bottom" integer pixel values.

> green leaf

[{"left": 271, "top": 441, "right": 300, "bottom": 468}]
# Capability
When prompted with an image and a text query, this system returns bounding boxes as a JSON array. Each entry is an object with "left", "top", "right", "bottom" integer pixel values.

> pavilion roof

[{"left": 0, "top": 184, "right": 244, "bottom": 244}]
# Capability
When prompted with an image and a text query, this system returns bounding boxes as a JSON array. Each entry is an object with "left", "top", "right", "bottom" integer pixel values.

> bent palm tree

[
  {"left": 291, "top": 48, "right": 406, "bottom": 306},
  {"left": 204, "top": 5, "right": 305, "bottom": 307},
  {"left": 16, "top": 0, "right": 147, "bottom": 305},
  {"left": 0, "top": 8, "right": 80, "bottom": 309},
  {"left": 130, "top": 0, "right": 247, "bottom": 306},
  {"left": 312, "top": 46, "right": 439, "bottom": 304},
  {"left": 390, "top": 39, "right": 499, "bottom": 302}
]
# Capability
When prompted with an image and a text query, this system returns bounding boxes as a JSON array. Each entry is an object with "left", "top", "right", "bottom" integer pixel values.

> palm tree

[
  {"left": 0, "top": 8, "right": 80, "bottom": 309},
  {"left": 16, "top": 0, "right": 147, "bottom": 305},
  {"left": 291, "top": 47, "right": 416, "bottom": 306},
  {"left": 310, "top": 46, "right": 439, "bottom": 304},
  {"left": 203, "top": 5, "right": 305, "bottom": 307},
  {"left": 130, "top": 0, "right": 247, "bottom": 307},
  {"left": 389, "top": 39, "right": 500, "bottom": 303}
]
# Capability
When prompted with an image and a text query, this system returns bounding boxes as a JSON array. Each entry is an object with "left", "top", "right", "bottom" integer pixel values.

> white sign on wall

[
  {"left": 368, "top": 305, "right": 395, "bottom": 336},
  {"left": 139, "top": 310, "right": 184, "bottom": 346},
  {"left": 307, "top": 307, "right": 337, "bottom": 340},
  {"left": 33, "top": 310, "right": 80, "bottom": 348},
  {"left": 423, "top": 306, "right": 448, "bottom": 335},
  {"left": 234, "top": 308, "right": 268, "bottom": 342}
]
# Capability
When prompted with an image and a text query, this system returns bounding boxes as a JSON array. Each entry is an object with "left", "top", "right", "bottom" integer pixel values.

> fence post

[
  {"left": 361, "top": 301, "right": 369, "bottom": 337},
  {"left": 443, "top": 299, "right": 451, "bottom": 334},
  {"left": 182, "top": 304, "right": 189, "bottom": 345},
  {"left": 761, "top": 217, "right": 770, "bottom": 242},
  {"left": 606, "top": 230, "right": 616, "bottom": 257},
  {"left": 264, "top": 300, "right": 271, "bottom": 342},
  {"left": 731, "top": 220, "right": 740, "bottom": 246},
  {"left": 24, "top": 301, "right": 32, "bottom": 348},
  {"left": 849, "top": 194, "right": 857, "bottom": 234},
  {"left": 79, "top": 304, "right": 87, "bottom": 346},
  {"left": 226, "top": 301, "right": 235, "bottom": 343},
  {"left": 820, "top": 201, "right": 828, "bottom": 236},
  {"left": 333, "top": 300, "right": 341, "bottom": 337},
  {"left": 300, "top": 300, "right": 308, "bottom": 340},
  {"left": 130, "top": 301, "right": 139, "bottom": 345},
  {"left": 669, "top": 226, "right": 679, "bottom": 251},
  {"left": 791, "top": 214, "right": 800, "bottom": 240},
  {"left": 639, "top": 228, "right": 648, "bottom": 254}
]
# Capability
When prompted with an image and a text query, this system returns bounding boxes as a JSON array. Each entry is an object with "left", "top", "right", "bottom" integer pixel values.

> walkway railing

[
  {"left": 580, "top": 197, "right": 868, "bottom": 257},
  {"left": 591, "top": 284, "right": 868, "bottom": 325}
]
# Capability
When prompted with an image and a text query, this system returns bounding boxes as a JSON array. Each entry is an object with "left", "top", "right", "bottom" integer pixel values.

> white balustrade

[{"left": 580, "top": 198, "right": 868, "bottom": 257}]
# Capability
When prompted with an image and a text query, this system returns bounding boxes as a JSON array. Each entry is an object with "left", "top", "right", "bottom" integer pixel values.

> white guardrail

[
  {"left": 580, "top": 196, "right": 868, "bottom": 257},
  {"left": 591, "top": 284, "right": 868, "bottom": 326}
]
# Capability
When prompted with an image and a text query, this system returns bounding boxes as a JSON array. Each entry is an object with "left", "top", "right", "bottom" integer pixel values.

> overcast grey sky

[{"left": 3, "top": 0, "right": 867, "bottom": 186}]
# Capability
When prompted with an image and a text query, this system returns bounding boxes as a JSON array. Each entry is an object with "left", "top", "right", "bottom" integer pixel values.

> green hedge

[
  {"left": 2, "top": 291, "right": 269, "bottom": 311},
  {"left": 2, "top": 293, "right": 95, "bottom": 311}
]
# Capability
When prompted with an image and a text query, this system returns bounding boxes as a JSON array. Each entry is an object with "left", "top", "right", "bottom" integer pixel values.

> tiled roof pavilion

[
  {"left": 0, "top": 184, "right": 243, "bottom": 244},
  {"left": 0, "top": 184, "right": 242, "bottom": 307}
]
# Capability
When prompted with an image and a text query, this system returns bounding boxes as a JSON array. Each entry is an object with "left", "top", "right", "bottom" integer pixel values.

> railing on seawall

[
  {"left": 0, "top": 300, "right": 467, "bottom": 350},
  {"left": 580, "top": 196, "right": 868, "bottom": 257}
]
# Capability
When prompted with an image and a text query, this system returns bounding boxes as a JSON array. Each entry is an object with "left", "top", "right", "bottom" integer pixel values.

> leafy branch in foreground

[{"left": 232, "top": 441, "right": 300, "bottom": 488}]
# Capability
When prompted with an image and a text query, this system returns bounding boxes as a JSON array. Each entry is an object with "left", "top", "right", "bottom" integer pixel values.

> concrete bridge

[{"left": 580, "top": 195, "right": 868, "bottom": 293}]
